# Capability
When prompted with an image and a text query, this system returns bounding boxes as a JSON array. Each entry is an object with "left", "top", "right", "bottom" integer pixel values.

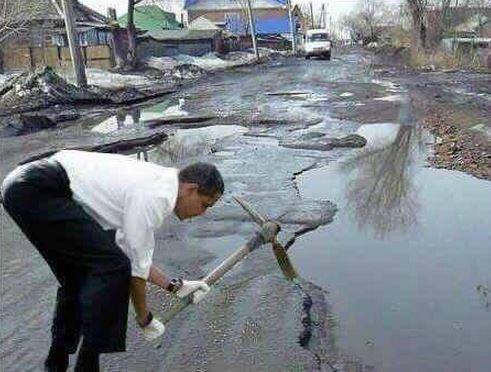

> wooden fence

[{"left": 2, "top": 45, "right": 114, "bottom": 71}]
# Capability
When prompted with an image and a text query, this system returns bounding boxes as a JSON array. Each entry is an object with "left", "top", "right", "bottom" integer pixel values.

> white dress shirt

[{"left": 52, "top": 150, "right": 179, "bottom": 279}]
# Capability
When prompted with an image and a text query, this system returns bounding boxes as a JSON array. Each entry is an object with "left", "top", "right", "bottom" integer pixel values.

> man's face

[{"left": 174, "top": 184, "right": 221, "bottom": 220}]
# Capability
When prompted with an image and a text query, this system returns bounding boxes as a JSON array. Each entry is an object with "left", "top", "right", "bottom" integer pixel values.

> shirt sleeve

[{"left": 116, "top": 189, "right": 171, "bottom": 279}]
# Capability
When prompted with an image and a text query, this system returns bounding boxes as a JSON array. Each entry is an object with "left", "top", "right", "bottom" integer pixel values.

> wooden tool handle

[{"left": 160, "top": 232, "right": 266, "bottom": 326}]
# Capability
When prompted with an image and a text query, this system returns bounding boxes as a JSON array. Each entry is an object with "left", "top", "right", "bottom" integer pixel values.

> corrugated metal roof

[
  {"left": 140, "top": 29, "right": 221, "bottom": 41},
  {"left": 185, "top": 0, "right": 286, "bottom": 11},
  {"left": 15, "top": 0, "right": 108, "bottom": 24},
  {"left": 118, "top": 5, "right": 182, "bottom": 31}
]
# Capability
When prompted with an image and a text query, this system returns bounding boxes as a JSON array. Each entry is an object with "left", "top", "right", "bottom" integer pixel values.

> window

[{"left": 308, "top": 33, "right": 328, "bottom": 42}]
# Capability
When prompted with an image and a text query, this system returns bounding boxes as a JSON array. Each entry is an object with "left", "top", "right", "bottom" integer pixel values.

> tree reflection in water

[{"left": 340, "top": 100, "right": 425, "bottom": 238}]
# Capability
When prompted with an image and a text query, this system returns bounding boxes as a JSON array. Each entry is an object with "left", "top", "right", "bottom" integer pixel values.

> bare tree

[
  {"left": 406, "top": 0, "right": 464, "bottom": 50},
  {"left": 342, "top": 0, "right": 388, "bottom": 44},
  {"left": 235, "top": 0, "right": 259, "bottom": 59},
  {"left": 407, "top": 0, "right": 429, "bottom": 49},
  {"left": 0, "top": 0, "right": 43, "bottom": 45}
]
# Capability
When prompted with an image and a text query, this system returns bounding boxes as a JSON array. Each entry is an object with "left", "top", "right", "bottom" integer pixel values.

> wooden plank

[
  {"left": 86, "top": 59, "right": 112, "bottom": 69},
  {"left": 31, "top": 48, "right": 45, "bottom": 68},
  {"left": 60, "top": 47, "right": 72, "bottom": 60},
  {"left": 86, "top": 45, "right": 111, "bottom": 60},
  {"left": 44, "top": 47, "right": 61, "bottom": 67},
  {"left": 3, "top": 49, "right": 31, "bottom": 70}
]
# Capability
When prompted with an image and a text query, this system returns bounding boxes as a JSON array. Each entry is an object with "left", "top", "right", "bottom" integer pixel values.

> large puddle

[{"left": 295, "top": 124, "right": 491, "bottom": 371}]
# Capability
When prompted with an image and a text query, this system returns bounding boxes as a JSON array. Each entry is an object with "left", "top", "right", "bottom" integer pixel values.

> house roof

[
  {"left": 140, "top": 29, "right": 221, "bottom": 41},
  {"left": 188, "top": 16, "right": 221, "bottom": 30},
  {"left": 184, "top": 0, "right": 286, "bottom": 11},
  {"left": 118, "top": 5, "right": 182, "bottom": 31},
  {"left": 19, "top": 0, "right": 108, "bottom": 24}
]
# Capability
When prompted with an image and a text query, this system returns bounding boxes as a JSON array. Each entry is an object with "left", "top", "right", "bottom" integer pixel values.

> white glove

[
  {"left": 176, "top": 280, "right": 210, "bottom": 304},
  {"left": 140, "top": 317, "right": 165, "bottom": 341}
]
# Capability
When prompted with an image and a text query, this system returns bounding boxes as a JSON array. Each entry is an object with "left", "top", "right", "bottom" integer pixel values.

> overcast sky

[{"left": 80, "top": 0, "right": 402, "bottom": 22}]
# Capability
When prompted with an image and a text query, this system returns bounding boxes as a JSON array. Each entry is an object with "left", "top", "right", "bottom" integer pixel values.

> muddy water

[{"left": 296, "top": 124, "right": 491, "bottom": 371}]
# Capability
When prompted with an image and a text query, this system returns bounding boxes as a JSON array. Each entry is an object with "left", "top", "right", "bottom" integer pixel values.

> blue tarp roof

[
  {"left": 225, "top": 14, "right": 289, "bottom": 35},
  {"left": 185, "top": 0, "right": 286, "bottom": 10}
]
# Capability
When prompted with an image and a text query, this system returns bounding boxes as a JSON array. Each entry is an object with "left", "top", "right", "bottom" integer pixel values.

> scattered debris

[
  {"left": 422, "top": 109, "right": 491, "bottom": 180},
  {"left": 19, "top": 131, "right": 169, "bottom": 164},
  {"left": 146, "top": 115, "right": 217, "bottom": 129},
  {"left": 280, "top": 134, "right": 367, "bottom": 151},
  {"left": 0, "top": 67, "right": 176, "bottom": 115}
]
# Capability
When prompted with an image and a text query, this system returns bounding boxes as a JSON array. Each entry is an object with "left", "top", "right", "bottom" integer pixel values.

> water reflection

[
  {"left": 90, "top": 107, "right": 166, "bottom": 134},
  {"left": 150, "top": 125, "right": 248, "bottom": 165},
  {"left": 339, "top": 100, "right": 425, "bottom": 238}
]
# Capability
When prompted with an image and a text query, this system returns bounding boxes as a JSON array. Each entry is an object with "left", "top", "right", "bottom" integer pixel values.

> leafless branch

[{"left": 0, "top": 0, "right": 44, "bottom": 45}]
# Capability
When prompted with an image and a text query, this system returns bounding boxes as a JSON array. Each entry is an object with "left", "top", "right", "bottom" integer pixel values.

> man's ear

[{"left": 182, "top": 182, "right": 199, "bottom": 195}]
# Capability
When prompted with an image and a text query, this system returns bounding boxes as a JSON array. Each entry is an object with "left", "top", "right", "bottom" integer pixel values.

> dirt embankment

[
  {"left": 420, "top": 106, "right": 490, "bottom": 180},
  {"left": 407, "top": 72, "right": 491, "bottom": 180}
]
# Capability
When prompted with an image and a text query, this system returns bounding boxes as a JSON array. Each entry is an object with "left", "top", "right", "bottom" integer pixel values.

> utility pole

[
  {"left": 61, "top": 0, "right": 87, "bottom": 88},
  {"left": 320, "top": 4, "right": 326, "bottom": 29},
  {"left": 287, "top": 0, "right": 297, "bottom": 54},
  {"left": 246, "top": 0, "right": 260, "bottom": 61},
  {"left": 310, "top": 1, "right": 315, "bottom": 29}
]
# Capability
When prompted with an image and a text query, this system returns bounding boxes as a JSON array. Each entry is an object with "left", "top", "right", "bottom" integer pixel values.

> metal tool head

[{"left": 234, "top": 196, "right": 298, "bottom": 281}]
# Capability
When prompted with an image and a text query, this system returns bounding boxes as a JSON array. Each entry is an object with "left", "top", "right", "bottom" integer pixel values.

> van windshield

[{"left": 308, "top": 33, "right": 329, "bottom": 42}]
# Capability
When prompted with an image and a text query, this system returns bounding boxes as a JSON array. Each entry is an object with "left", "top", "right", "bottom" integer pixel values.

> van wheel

[
  {"left": 325, "top": 53, "right": 331, "bottom": 61},
  {"left": 305, "top": 55, "right": 311, "bottom": 60}
]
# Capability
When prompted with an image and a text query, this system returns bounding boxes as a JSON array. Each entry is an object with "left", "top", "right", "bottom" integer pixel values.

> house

[
  {"left": 0, "top": 0, "right": 117, "bottom": 71},
  {"left": 138, "top": 29, "right": 224, "bottom": 59},
  {"left": 426, "top": 6, "right": 491, "bottom": 43},
  {"left": 183, "top": 0, "right": 290, "bottom": 36},
  {"left": 432, "top": 6, "right": 491, "bottom": 68},
  {"left": 117, "top": 5, "right": 182, "bottom": 32}
]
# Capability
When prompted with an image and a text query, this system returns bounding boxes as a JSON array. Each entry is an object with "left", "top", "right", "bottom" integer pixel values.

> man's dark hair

[{"left": 179, "top": 162, "right": 224, "bottom": 196}]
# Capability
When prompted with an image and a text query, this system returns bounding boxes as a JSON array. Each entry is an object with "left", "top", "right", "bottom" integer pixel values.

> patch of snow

[
  {"left": 145, "top": 57, "right": 178, "bottom": 71},
  {"left": 0, "top": 72, "right": 20, "bottom": 87},
  {"left": 0, "top": 74, "right": 9, "bottom": 86},
  {"left": 83, "top": 69, "right": 151, "bottom": 88},
  {"left": 174, "top": 53, "right": 230, "bottom": 72},
  {"left": 371, "top": 79, "right": 403, "bottom": 92},
  {"left": 373, "top": 94, "right": 403, "bottom": 102},
  {"left": 340, "top": 92, "right": 354, "bottom": 97},
  {"left": 357, "top": 123, "right": 401, "bottom": 149}
]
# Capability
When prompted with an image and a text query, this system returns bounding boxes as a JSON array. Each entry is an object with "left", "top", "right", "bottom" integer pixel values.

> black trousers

[{"left": 1, "top": 158, "right": 131, "bottom": 353}]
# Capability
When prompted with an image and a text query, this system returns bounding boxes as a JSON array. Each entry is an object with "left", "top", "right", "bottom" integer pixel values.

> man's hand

[
  {"left": 176, "top": 280, "right": 210, "bottom": 304},
  {"left": 137, "top": 312, "right": 166, "bottom": 341}
]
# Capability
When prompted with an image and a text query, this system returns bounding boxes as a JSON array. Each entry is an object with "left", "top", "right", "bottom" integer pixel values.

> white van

[{"left": 303, "top": 29, "right": 332, "bottom": 60}]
